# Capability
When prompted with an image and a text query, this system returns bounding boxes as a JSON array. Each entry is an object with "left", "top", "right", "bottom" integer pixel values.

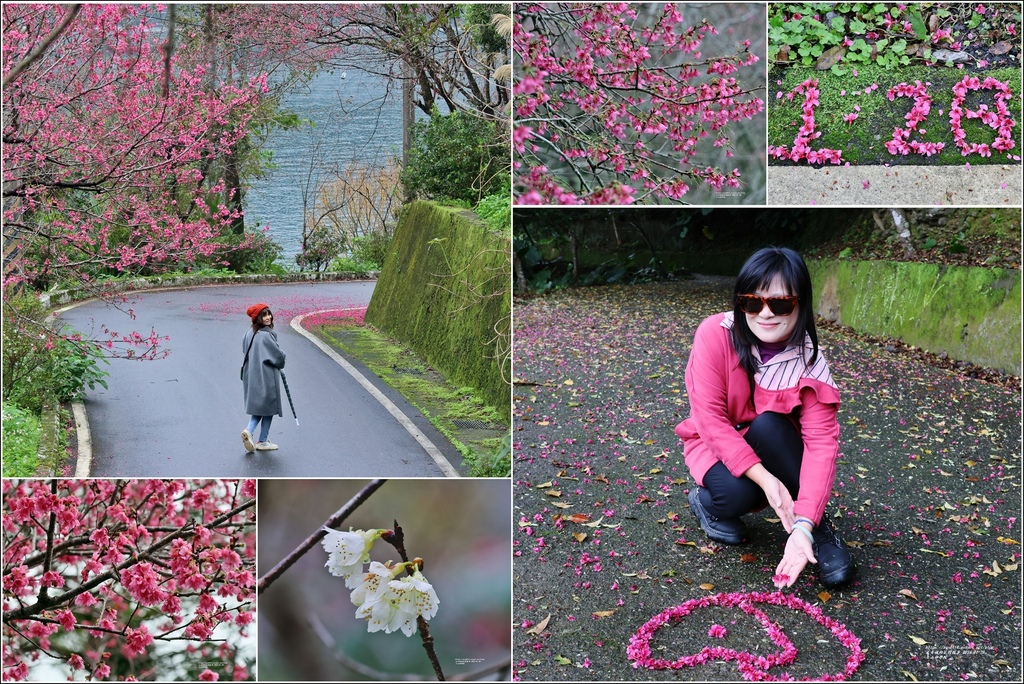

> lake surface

[{"left": 245, "top": 69, "right": 404, "bottom": 264}]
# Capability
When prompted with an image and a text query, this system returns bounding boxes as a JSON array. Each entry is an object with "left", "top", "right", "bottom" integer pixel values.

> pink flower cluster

[
  {"left": 2, "top": 479, "right": 256, "bottom": 681},
  {"left": 767, "top": 80, "right": 843, "bottom": 165},
  {"left": 885, "top": 81, "right": 945, "bottom": 157},
  {"left": 950, "top": 75, "right": 1016, "bottom": 158},
  {"left": 627, "top": 591, "right": 865, "bottom": 681},
  {"left": 514, "top": 3, "right": 763, "bottom": 204}
]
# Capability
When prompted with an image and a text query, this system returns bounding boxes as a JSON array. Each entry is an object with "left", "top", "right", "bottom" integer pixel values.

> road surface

[{"left": 57, "top": 281, "right": 463, "bottom": 477}]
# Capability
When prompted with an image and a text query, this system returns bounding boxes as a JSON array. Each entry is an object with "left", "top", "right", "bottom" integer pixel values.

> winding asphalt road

[{"left": 57, "top": 281, "right": 463, "bottom": 477}]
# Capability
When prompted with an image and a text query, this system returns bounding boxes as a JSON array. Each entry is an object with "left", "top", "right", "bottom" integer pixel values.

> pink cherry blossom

[
  {"left": 627, "top": 590, "right": 865, "bottom": 680},
  {"left": 514, "top": 3, "right": 763, "bottom": 204}
]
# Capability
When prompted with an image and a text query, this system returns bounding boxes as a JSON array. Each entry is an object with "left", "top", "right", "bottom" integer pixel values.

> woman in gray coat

[{"left": 241, "top": 303, "right": 286, "bottom": 452}]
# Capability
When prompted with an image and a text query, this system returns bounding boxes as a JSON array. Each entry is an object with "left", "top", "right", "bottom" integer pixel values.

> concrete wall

[
  {"left": 808, "top": 259, "right": 1021, "bottom": 375},
  {"left": 366, "top": 201, "right": 511, "bottom": 416}
]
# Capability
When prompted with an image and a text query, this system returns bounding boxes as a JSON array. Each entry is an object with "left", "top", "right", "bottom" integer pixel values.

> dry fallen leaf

[
  {"left": 818, "top": 590, "right": 831, "bottom": 603},
  {"left": 567, "top": 514, "right": 591, "bottom": 524},
  {"left": 699, "top": 583, "right": 715, "bottom": 590},
  {"left": 593, "top": 610, "right": 617, "bottom": 618},
  {"left": 990, "top": 40, "right": 1013, "bottom": 55},
  {"left": 740, "top": 553, "right": 758, "bottom": 563},
  {"left": 545, "top": 490, "right": 562, "bottom": 498},
  {"left": 997, "top": 536, "right": 1020, "bottom": 545},
  {"left": 526, "top": 614, "right": 551, "bottom": 635},
  {"left": 552, "top": 502, "right": 573, "bottom": 509},
  {"left": 573, "top": 532, "right": 587, "bottom": 543},
  {"left": 899, "top": 589, "right": 919, "bottom": 601},
  {"left": 903, "top": 670, "right": 919, "bottom": 682},
  {"left": 909, "top": 635, "right": 929, "bottom": 645},
  {"left": 536, "top": 481, "right": 553, "bottom": 489}
]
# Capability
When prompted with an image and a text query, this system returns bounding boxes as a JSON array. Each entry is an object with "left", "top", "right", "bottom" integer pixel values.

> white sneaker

[
  {"left": 255, "top": 441, "right": 278, "bottom": 451},
  {"left": 241, "top": 429, "right": 255, "bottom": 453}
]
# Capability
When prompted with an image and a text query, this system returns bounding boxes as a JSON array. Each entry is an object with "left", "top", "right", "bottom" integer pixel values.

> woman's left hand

[{"left": 774, "top": 528, "right": 816, "bottom": 588}]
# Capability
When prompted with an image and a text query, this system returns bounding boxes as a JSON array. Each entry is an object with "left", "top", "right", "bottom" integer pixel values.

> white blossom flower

[
  {"left": 351, "top": 561, "right": 395, "bottom": 610},
  {"left": 351, "top": 564, "right": 440, "bottom": 637},
  {"left": 321, "top": 528, "right": 382, "bottom": 587},
  {"left": 389, "top": 569, "right": 440, "bottom": 622}
]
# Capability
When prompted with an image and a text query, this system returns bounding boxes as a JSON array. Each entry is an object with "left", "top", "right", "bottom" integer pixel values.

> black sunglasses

[{"left": 736, "top": 294, "right": 798, "bottom": 316}]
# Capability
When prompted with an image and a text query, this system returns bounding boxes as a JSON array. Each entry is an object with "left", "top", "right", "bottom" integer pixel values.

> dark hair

[
  {"left": 251, "top": 308, "right": 274, "bottom": 332},
  {"left": 730, "top": 247, "right": 818, "bottom": 386}
]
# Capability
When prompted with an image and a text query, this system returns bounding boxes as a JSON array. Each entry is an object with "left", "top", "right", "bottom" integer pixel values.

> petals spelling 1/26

[{"left": 321, "top": 528, "right": 385, "bottom": 588}]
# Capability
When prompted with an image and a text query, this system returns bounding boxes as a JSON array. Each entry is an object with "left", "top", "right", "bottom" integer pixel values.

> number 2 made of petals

[{"left": 626, "top": 591, "right": 866, "bottom": 681}]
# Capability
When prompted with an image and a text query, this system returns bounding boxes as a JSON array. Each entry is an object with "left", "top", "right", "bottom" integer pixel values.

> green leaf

[
  {"left": 555, "top": 655, "right": 573, "bottom": 666},
  {"left": 906, "top": 9, "right": 928, "bottom": 39},
  {"left": 831, "top": 64, "right": 849, "bottom": 76},
  {"left": 891, "top": 38, "right": 907, "bottom": 53},
  {"left": 850, "top": 19, "right": 867, "bottom": 33},
  {"left": 831, "top": 16, "right": 846, "bottom": 31}
]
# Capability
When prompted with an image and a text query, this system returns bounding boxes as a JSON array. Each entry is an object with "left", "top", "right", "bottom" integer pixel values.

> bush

[
  {"left": 475, "top": 193, "right": 511, "bottom": 234},
  {"left": 402, "top": 108, "right": 511, "bottom": 204},
  {"left": 218, "top": 229, "right": 284, "bottom": 273},
  {"left": 350, "top": 232, "right": 392, "bottom": 269},
  {"left": 296, "top": 226, "right": 346, "bottom": 273},
  {"left": 2, "top": 295, "right": 109, "bottom": 415},
  {"left": 1, "top": 402, "right": 40, "bottom": 477}
]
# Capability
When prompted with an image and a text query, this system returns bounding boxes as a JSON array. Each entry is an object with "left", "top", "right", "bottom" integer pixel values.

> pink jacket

[{"left": 675, "top": 312, "right": 841, "bottom": 525}]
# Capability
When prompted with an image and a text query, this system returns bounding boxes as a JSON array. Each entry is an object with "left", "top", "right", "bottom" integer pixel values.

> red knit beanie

[{"left": 247, "top": 303, "right": 270, "bottom": 322}]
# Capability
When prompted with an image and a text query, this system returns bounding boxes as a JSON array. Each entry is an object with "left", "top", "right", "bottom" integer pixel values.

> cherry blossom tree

[
  {"left": 2, "top": 4, "right": 270, "bottom": 290},
  {"left": 513, "top": 2, "right": 765, "bottom": 205},
  {"left": 2, "top": 479, "right": 256, "bottom": 682}
]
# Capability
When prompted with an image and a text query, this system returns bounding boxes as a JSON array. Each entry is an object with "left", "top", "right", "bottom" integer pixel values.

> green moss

[
  {"left": 768, "top": 64, "right": 1022, "bottom": 165},
  {"left": 809, "top": 259, "right": 1021, "bottom": 374},
  {"left": 319, "top": 323, "right": 510, "bottom": 477},
  {"left": 365, "top": 201, "right": 511, "bottom": 417}
]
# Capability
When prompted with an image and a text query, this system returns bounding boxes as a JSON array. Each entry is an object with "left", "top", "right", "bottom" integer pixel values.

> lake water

[{"left": 245, "top": 69, "right": 404, "bottom": 264}]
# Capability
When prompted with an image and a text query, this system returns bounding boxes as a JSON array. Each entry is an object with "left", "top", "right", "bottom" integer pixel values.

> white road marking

[
  {"left": 72, "top": 401, "right": 93, "bottom": 478},
  {"left": 290, "top": 309, "right": 460, "bottom": 478}
]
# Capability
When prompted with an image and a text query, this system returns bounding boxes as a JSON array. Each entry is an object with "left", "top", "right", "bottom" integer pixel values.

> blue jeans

[{"left": 247, "top": 415, "right": 274, "bottom": 443}]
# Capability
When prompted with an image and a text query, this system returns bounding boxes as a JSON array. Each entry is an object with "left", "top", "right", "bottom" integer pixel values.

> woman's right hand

[
  {"left": 760, "top": 476, "right": 795, "bottom": 533},
  {"left": 744, "top": 463, "right": 795, "bottom": 532}
]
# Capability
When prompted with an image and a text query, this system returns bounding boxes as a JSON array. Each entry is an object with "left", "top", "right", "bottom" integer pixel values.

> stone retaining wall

[{"left": 808, "top": 259, "right": 1021, "bottom": 375}]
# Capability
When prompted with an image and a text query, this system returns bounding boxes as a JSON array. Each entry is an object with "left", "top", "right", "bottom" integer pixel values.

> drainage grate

[{"left": 452, "top": 418, "right": 501, "bottom": 430}]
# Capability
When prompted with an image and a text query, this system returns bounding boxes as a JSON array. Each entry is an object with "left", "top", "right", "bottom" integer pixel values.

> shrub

[
  {"left": 402, "top": 108, "right": 511, "bottom": 204},
  {"left": 2, "top": 295, "right": 109, "bottom": 415},
  {"left": 296, "top": 226, "right": 346, "bottom": 273},
  {"left": 1, "top": 402, "right": 40, "bottom": 477},
  {"left": 475, "top": 193, "right": 511, "bottom": 234}
]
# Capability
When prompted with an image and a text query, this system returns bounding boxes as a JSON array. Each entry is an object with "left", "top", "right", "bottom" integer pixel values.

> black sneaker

[
  {"left": 812, "top": 516, "right": 856, "bottom": 587},
  {"left": 687, "top": 486, "right": 748, "bottom": 545}
]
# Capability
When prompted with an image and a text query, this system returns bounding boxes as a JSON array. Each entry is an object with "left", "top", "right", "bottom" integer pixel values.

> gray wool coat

[{"left": 242, "top": 328, "right": 286, "bottom": 416}]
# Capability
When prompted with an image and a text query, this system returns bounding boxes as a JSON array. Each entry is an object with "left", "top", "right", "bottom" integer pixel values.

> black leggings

[{"left": 698, "top": 411, "right": 803, "bottom": 519}]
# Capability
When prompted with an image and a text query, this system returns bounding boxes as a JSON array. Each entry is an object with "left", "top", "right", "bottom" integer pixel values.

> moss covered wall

[
  {"left": 366, "top": 201, "right": 511, "bottom": 417},
  {"left": 808, "top": 259, "right": 1021, "bottom": 375}
]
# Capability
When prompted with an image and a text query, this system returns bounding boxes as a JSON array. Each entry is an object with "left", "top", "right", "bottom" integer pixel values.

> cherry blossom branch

[
  {"left": 3, "top": 497, "right": 254, "bottom": 622},
  {"left": 2, "top": 4, "right": 81, "bottom": 88},
  {"left": 257, "top": 479, "right": 387, "bottom": 595},
  {"left": 381, "top": 521, "right": 445, "bottom": 682}
]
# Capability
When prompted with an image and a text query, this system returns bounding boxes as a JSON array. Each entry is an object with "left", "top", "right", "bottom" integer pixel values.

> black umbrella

[{"left": 281, "top": 371, "right": 299, "bottom": 426}]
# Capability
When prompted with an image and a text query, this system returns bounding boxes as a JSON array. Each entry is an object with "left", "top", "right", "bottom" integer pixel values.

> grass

[
  {"left": 315, "top": 320, "right": 510, "bottom": 477},
  {"left": 2, "top": 402, "right": 40, "bottom": 476},
  {"left": 768, "top": 63, "right": 1022, "bottom": 165}
]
